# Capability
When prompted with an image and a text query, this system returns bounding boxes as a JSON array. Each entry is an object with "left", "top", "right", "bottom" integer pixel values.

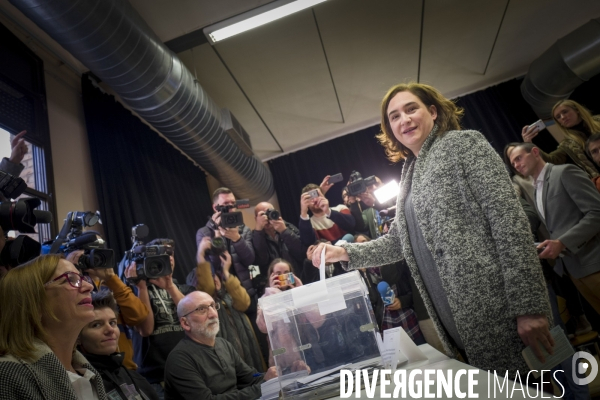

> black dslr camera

[
  {"left": 347, "top": 171, "right": 377, "bottom": 196},
  {"left": 125, "top": 224, "right": 173, "bottom": 281},
  {"left": 48, "top": 211, "right": 114, "bottom": 270},
  {"left": 214, "top": 199, "right": 250, "bottom": 228},
  {"left": 1, "top": 198, "right": 52, "bottom": 267},
  {"left": 265, "top": 208, "right": 280, "bottom": 220},
  {"left": 0, "top": 169, "right": 27, "bottom": 200},
  {"left": 206, "top": 236, "right": 227, "bottom": 257}
]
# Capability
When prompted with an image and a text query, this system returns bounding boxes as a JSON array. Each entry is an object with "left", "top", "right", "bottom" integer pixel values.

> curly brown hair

[{"left": 376, "top": 83, "right": 464, "bottom": 162}]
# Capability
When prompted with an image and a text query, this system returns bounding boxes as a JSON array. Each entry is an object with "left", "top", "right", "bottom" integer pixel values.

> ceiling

[{"left": 2, "top": 0, "right": 600, "bottom": 161}]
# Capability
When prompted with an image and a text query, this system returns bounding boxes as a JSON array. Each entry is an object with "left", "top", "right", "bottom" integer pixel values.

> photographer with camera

[
  {"left": 0, "top": 197, "right": 52, "bottom": 274},
  {"left": 195, "top": 236, "right": 265, "bottom": 372},
  {"left": 298, "top": 184, "right": 355, "bottom": 247},
  {"left": 191, "top": 188, "right": 255, "bottom": 299},
  {"left": 126, "top": 238, "right": 194, "bottom": 399},
  {"left": 344, "top": 173, "right": 384, "bottom": 239},
  {"left": 252, "top": 202, "right": 304, "bottom": 281}
]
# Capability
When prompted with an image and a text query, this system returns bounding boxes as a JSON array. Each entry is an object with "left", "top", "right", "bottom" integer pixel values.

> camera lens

[
  {"left": 146, "top": 258, "right": 165, "bottom": 277},
  {"left": 91, "top": 252, "right": 106, "bottom": 267},
  {"left": 266, "top": 209, "right": 280, "bottom": 220}
]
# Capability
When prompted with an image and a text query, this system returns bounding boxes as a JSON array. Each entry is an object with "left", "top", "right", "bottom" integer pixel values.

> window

[
  {"left": 0, "top": 127, "right": 52, "bottom": 243},
  {"left": 0, "top": 22, "right": 56, "bottom": 244}
]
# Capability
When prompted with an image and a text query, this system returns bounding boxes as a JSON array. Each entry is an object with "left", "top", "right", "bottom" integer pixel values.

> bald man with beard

[
  {"left": 252, "top": 202, "right": 304, "bottom": 277},
  {"left": 164, "top": 291, "right": 277, "bottom": 400}
]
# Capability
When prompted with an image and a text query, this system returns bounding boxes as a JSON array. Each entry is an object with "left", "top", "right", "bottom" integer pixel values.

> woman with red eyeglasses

[{"left": 0, "top": 254, "right": 108, "bottom": 399}]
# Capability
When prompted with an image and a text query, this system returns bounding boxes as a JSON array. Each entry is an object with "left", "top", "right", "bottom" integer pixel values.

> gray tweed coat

[
  {"left": 341, "top": 128, "right": 551, "bottom": 374},
  {"left": 0, "top": 340, "right": 107, "bottom": 400}
]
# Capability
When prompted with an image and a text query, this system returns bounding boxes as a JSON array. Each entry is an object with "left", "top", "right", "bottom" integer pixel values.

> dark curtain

[
  {"left": 268, "top": 125, "right": 403, "bottom": 224},
  {"left": 567, "top": 72, "right": 600, "bottom": 117},
  {"left": 81, "top": 75, "right": 212, "bottom": 282},
  {"left": 456, "top": 78, "right": 557, "bottom": 154},
  {"left": 269, "top": 77, "right": 600, "bottom": 222}
]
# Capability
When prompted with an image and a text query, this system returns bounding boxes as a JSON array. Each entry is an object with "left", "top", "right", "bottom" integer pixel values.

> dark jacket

[
  {"left": 193, "top": 220, "right": 255, "bottom": 297},
  {"left": 84, "top": 352, "right": 159, "bottom": 400},
  {"left": 360, "top": 261, "right": 413, "bottom": 330},
  {"left": 349, "top": 202, "right": 368, "bottom": 234},
  {"left": 164, "top": 337, "right": 263, "bottom": 400},
  {"left": 252, "top": 221, "right": 304, "bottom": 275},
  {"left": 535, "top": 163, "right": 600, "bottom": 279}
]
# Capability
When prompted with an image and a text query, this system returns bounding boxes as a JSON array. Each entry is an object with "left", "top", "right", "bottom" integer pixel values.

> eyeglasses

[
  {"left": 182, "top": 302, "right": 220, "bottom": 318},
  {"left": 44, "top": 271, "right": 93, "bottom": 289}
]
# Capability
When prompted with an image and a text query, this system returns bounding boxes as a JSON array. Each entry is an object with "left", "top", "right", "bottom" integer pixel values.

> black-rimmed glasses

[
  {"left": 44, "top": 271, "right": 93, "bottom": 289},
  {"left": 182, "top": 302, "right": 220, "bottom": 318}
]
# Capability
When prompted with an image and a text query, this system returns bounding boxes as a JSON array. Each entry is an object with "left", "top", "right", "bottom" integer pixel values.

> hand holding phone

[
  {"left": 522, "top": 120, "right": 545, "bottom": 143},
  {"left": 307, "top": 189, "right": 320, "bottom": 199},
  {"left": 328, "top": 173, "right": 343, "bottom": 184}
]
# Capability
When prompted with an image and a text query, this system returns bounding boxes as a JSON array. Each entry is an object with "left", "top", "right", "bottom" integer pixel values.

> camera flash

[{"left": 374, "top": 180, "right": 399, "bottom": 204}]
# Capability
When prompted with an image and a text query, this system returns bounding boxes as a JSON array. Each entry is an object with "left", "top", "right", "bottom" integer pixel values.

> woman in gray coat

[{"left": 313, "top": 83, "right": 553, "bottom": 375}]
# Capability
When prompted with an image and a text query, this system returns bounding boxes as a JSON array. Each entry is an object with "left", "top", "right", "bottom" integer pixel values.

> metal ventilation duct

[
  {"left": 521, "top": 17, "right": 600, "bottom": 119},
  {"left": 10, "top": 0, "right": 274, "bottom": 203}
]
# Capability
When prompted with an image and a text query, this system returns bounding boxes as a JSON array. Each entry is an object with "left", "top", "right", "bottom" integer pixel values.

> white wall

[{"left": 45, "top": 70, "right": 102, "bottom": 228}]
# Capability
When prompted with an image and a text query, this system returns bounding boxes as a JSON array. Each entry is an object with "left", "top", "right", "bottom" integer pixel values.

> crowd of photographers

[
  {"left": 1, "top": 96, "right": 600, "bottom": 400},
  {"left": 0, "top": 131, "right": 415, "bottom": 400}
]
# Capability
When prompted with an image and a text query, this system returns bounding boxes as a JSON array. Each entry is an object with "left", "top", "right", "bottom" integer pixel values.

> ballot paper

[
  {"left": 260, "top": 370, "right": 309, "bottom": 399},
  {"left": 319, "top": 246, "right": 326, "bottom": 281},
  {"left": 297, "top": 363, "right": 349, "bottom": 385},
  {"left": 397, "top": 325, "right": 428, "bottom": 362},
  {"left": 522, "top": 325, "right": 574, "bottom": 378},
  {"left": 382, "top": 327, "right": 409, "bottom": 369},
  {"left": 317, "top": 285, "right": 346, "bottom": 315}
]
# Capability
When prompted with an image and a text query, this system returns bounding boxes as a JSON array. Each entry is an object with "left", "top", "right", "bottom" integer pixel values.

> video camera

[
  {"left": 0, "top": 198, "right": 53, "bottom": 267},
  {"left": 125, "top": 224, "right": 172, "bottom": 282},
  {"left": 215, "top": 199, "right": 249, "bottom": 228},
  {"left": 46, "top": 211, "right": 114, "bottom": 271},
  {"left": 347, "top": 171, "right": 377, "bottom": 196}
]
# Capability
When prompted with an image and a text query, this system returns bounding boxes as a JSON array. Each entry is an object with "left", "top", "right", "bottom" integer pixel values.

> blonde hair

[
  {"left": 0, "top": 254, "right": 64, "bottom": 360},
  {"left": 552, "top": 100, "right": 600, "bottom": 147},
  {"left": 377, "top": 83, "right": 464, "bottom": 162}
]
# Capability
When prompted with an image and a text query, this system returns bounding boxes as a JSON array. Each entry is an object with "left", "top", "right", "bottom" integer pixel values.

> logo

[{"left": 572, "top": 351, "right": 598, "bottom": 385}]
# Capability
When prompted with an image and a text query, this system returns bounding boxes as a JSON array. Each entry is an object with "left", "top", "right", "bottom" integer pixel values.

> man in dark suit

[{"left": 509, "top": 142, "right": 600, "bottom": 314}]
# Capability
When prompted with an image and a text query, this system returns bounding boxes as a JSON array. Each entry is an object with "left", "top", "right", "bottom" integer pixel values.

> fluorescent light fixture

[
  {"left": 374, "top": 180, "right": 399, "bottom": 204},
  {"left": 203, "top": 0, "right": 329, "bottom": 44}
]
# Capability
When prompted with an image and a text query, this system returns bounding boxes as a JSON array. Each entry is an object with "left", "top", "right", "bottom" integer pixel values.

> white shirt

[
  {"left": 535, "top": 163, "right": 549, "bottom": 221},
  {"left": 67, "top": 368, "right": 99, "bottom": 400}
]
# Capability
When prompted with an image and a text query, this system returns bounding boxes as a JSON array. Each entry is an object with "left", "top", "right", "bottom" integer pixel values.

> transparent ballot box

[{"left": 259, "top": 270, "right": 382, "bottom": 399}]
